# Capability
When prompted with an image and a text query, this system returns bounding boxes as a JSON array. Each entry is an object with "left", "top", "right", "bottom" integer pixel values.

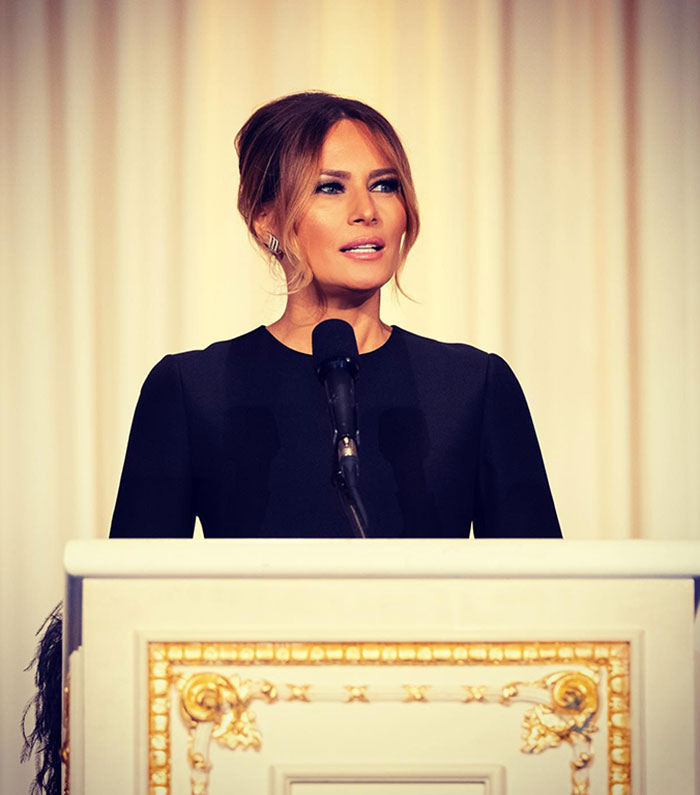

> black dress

[
  {"left": 111, "top": 326, "right": 561, "bottom": 538},
  {"left": 26, "top": 326, "right": 561, "bottom": 795}
]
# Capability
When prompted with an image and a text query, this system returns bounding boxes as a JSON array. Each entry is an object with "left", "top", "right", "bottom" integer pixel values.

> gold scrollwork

[
  {"left": 520, "top": 670, "right": 599, "bottom": 752},
  {"left": 552, "top": 671, "right": 598, "bottom": 714},
  {"left": 180, "top": 673, "right": 228, "bottom": 724},
  {"left": 175, "top": 673, "right": 278, "bottom": 795},
  {"left": 148, "top": 640, "right": 631, "bottom": 795},
  {"left": 520, "top": 670, "right": 600, "bottom": 795},
  {"left": 178, "top": 673, "right": 276, "bottom": 751}
]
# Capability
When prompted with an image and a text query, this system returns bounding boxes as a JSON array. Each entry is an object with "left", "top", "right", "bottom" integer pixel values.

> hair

[{"left": 235, "top": 91, "right": 420, "bottom": 295}]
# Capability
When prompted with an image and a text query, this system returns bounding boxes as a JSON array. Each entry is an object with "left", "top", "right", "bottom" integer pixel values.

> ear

[
  {"left": 253, "top": 214, "right": 268, "bottom": 243},
  {"left": 253, "top": 207, "right": 276, "bottom": 243},
  {"left": 253, "top": 209, "right": 285, "bottom": 261}
]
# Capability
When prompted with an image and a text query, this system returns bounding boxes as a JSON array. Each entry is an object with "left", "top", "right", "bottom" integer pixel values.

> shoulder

[
  {"left": 395, "top": 327, "right": 508, "bottom": 382},
  {"left": 146, "top": 327, "right": 266, "bottom": 378},
  {"left": 170, "top": 327, "right": 265, "bottom": 367},
  {"left": 136, "top": 328, "right": 268, "bottom": 406},
  {"left": 393, "top": 327, "right": 527, "bottom": 401},
  {"left": 396, "top": 327, "right": 489, "bottom": 363}
]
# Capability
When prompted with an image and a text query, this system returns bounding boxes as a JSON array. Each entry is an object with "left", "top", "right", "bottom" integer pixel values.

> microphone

[{"left": 312, "top": 319, "right": 369, "bottom": 538}]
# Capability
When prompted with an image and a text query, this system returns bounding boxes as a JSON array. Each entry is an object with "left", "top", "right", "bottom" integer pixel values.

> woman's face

[{"left": 295, "top": 120, "right": 407, "bottom": 298}]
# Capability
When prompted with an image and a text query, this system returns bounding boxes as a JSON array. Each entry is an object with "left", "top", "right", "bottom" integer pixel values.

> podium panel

[{"left": 63, "top": 540, "right": 700, "bottom": 795}]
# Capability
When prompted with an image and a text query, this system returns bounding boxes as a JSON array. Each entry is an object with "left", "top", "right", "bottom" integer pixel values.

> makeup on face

[{"left": 295, "top": 120, "right": 407, "bottom": 296}]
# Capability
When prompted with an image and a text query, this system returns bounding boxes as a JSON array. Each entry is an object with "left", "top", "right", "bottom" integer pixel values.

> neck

[{"left": 266, "top": 287, "right": 391, "bottom": 354}]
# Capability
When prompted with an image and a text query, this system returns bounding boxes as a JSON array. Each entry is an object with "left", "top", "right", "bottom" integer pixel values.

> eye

[
  {"left": 371, "top": 178, "right": 400, "bottom": 194},
  {"left": 315, "top": 180, "right": 345, "bottom": 195}
]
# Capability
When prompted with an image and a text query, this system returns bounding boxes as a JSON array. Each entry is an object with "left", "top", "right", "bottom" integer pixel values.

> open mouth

[
  {"left": 340, "top": 238, "right": 386, "bottom": 253},
  {"left": 340, "top": 243, "right": 384, "bottom": 253}
]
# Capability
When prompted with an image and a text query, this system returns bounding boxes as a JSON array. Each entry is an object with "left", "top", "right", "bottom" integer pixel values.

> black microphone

[{"left": 312, "top": 319, "right": 368, "bottom": 537}]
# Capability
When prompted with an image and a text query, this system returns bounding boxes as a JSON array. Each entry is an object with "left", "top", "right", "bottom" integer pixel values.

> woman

[
  {"left": 25, "top": 90, "right": 560, "bottom": 795},
  {"left": 110, "top": 91, "right": 560, "bottom": 539}
]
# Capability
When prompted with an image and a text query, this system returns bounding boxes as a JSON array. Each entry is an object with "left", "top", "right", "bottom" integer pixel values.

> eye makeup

[{"left": 313, "top": 175, "right": 401, "bottom": 195}]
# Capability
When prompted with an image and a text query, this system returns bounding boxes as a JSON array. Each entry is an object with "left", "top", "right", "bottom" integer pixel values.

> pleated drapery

[{"left": 1, "top": 1, "right": 699, "bottom": 791}]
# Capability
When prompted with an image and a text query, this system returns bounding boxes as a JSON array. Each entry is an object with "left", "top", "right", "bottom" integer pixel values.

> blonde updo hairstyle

[{"left": 235, "top": 91, "right": 420, "bottom": 294}]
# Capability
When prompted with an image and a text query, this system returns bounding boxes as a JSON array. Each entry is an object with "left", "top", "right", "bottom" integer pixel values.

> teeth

[{"left": 346, "top": 244, "right": 379, "bottom": 251}]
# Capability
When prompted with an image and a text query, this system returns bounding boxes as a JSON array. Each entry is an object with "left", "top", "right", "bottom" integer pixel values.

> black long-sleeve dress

[
  {"left": 111, "top": 326, "right": 561, "bottom": 538},
  {"left": 26, "top": 326, "right": 560, "bottom": 795}
]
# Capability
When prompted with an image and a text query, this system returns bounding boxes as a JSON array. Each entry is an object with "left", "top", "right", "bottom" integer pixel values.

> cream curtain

[{"left": 1, "top": 0, "right": 699, "bottom": 790}]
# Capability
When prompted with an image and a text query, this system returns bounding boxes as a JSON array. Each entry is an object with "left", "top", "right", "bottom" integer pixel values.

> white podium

[{"left": 63, "top": 540, "right": 700, "bottom": 795}]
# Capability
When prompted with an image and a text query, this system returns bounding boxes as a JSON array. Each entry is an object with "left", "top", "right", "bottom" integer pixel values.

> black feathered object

[{"left": 22, "top": 602, "right": 63, "bottom": 795}]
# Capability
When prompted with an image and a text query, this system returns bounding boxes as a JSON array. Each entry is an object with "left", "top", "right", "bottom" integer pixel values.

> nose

[{"left": 348, "top": 189, "right": 378, "bottom": 225}]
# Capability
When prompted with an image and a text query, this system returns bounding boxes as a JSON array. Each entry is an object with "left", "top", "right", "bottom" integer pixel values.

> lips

[{"left": 339, "top": 237, "right": 385, "bottom": 253}]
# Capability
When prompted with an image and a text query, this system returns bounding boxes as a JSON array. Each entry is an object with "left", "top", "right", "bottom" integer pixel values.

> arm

[
  {"left": 110, "top": 355, "right": 196, "bottom": 538},
  {"left": 473, "top": 353, "right": 561, "bottom": 538}
]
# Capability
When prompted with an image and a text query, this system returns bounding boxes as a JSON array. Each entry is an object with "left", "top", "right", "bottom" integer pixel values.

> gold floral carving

[
  {"left": 148, "top": 640, "right": 631, "bottom": 795},
  {"left": 403, "top": 684, "right": 430, "bottom": 702},
  {"left": 464, "top": 684, "right": 487, "bottom": 702},
  {"left": 285, "top": 683, "right": 311, "bottom": 702},
  {"left": 519, "top": 670, "right": 600, "bottom": 795},
  {"left": 345, "top": 685, "right": 369, "bottom": 702}
]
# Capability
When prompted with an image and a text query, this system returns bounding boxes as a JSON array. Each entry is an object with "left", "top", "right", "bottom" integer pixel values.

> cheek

[
  {"left": 386, "top": 196, "right": 407, "bottom": 229},
  {"left": 298, "top": 209, "right": 335, "bottom": 253},
  {"left": 391, "top": 203, "right": 407, "bottom": 238}
]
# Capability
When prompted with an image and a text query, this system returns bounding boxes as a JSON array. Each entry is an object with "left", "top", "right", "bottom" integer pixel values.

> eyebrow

[{"left": 319, "top": 168, "right": 398, "bottom": 179}]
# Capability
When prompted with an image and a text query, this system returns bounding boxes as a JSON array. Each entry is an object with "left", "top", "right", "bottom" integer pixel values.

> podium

[{"left": 63, "top": 540, "right": 700, "bottom": 795}]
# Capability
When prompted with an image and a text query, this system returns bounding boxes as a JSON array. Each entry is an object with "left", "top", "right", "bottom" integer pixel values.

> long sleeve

[
  {"left": 473, "top": 353, "right": 561, "bottom": 538},
  {"left": 110, "top": 355, "right": 195, "bottom": 537}
]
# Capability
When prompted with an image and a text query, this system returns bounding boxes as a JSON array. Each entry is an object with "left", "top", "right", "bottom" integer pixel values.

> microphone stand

[
  {"left": 312, "top": 319, "right": 370, "bottom": 539},
  {"left": 333, "top": 435, "right": 369, "bottom": 539}
]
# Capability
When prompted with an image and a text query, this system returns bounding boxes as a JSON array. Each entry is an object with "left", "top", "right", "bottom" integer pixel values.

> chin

[
  {"left": 339, "top": 277, "right": 393, "bottom": 295},
  {"left": 311, "top": 262, "right": 398, "bottom": 300},
  {"left": 345, "top": 267, "right": 397, "bottom": 291}
]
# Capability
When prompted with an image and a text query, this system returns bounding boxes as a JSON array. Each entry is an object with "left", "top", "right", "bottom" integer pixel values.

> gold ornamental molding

[
  {"left": 61, "top": 676, "right": 70, "bottom": 795},
  {"left": 148, "top": 640, "right": 631, "bottom": 795}
]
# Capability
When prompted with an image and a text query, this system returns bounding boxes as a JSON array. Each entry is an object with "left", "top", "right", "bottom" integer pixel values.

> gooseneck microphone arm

[{"left": 312, "top": 320, "right": 369, "bottom": 539}]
